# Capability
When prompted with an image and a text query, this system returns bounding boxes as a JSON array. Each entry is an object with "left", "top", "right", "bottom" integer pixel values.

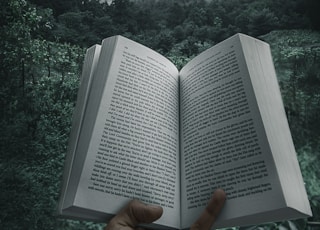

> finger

[
  {"left": 129, "top": 200, "right": 163, "bottom": 224},
  {"left": 106, "top": 199, "right": 163, "bottom": 230},
  {"left": 191, "top": 189, "right": 226, "bottom": 230}
]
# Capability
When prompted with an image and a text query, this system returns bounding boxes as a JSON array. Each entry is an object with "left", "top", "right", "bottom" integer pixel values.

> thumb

[
  {"left": 127, "top": 199, "right": 163, "bottom": 225},
  {"left": 191, "top": 189, "right": 226, "bottom": 230},
  {"left": 106, "top": 200, "right": 163, "bottom": 229}
]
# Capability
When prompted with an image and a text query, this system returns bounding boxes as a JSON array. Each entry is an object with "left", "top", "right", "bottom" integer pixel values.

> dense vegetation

[{"left": 1, "top": 0, "right": 320, "bottom": 229}]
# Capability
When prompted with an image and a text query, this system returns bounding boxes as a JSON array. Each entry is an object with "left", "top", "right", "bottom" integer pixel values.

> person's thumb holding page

[
  {"left": 105, "top": 189, "right": 226, "bottom": 230},
  {"left": 105, "top": 199, "right": 163, "bottom": 230},
  {"left": 190, "top": 189, "right": 226, "bottom": 230}
]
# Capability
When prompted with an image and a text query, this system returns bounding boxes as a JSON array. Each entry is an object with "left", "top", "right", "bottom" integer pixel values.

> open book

[{"left": 57, "top": 33, "right": 312, "bottom": 229}]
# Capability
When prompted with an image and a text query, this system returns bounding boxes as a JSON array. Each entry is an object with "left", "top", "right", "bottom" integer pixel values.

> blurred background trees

[{"left": 1, "top": 0, "right": 319, "bottom": 229}]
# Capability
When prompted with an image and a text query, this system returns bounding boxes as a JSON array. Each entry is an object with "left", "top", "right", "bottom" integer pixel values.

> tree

[
  {"left": 29, "top": 0, "right": 78, "bottom": 16},
  {"left": 167, "top": 2, "right": 186, "bottom": 28},
  {"left": 305, "top": 0, "right": 320, "bottom": 29},
  {"left": 0, "top": 1, "right": 88, "bottom": 229},
  {"left": 261, "top": 30, "right": 320, "bottom": 148},
  {"left": 247, "top": 8, "right": 279, "bottom": 36},
  {"left": 54, "top": 11, "right": 100, "bottom": 45},
  {"left": 155, "top": 29, "right": 176, "bottom": 54}
]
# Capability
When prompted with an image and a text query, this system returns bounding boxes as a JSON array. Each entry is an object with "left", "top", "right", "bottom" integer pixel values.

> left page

[
  {"left": 60, "top": 36, "right": 181, "bottom": 229},
  {"left": 58, "top": 44, "right": 101, "bottom": 216}
]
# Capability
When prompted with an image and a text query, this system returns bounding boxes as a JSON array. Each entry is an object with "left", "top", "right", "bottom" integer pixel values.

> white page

[
  {"left": 74, "top": 36, "right": 181, "bottom": 229},
  {"left": 179, "top": 34, "right": 283, "bottom": 228}
]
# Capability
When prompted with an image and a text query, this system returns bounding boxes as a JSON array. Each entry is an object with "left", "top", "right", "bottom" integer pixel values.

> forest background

[{"left": 1, "top": 0, "right": 320, "bottom": 229}]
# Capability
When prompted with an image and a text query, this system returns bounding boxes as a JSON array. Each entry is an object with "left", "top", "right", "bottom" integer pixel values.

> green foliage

[
  {"left": 0, "top": 1, "right": 87, "bottom": 229},
  {"left": 1, "top": 0, "right": 320, "bottom": 229},
  {"left": 298, "top": 146, "right": 320, "bottom": 196},
  {"left": 261, "top": 30, "right": 320, "bottom": 148},
  {"left": 306, "top": 0, "right": 320, "bottom": 29},
  {"left": 247, "top": 8, "right": 279, "bottom": 36},
  {"left": 238, "top": 219, "right": 308, "bottom": 230},
  {"left": 0, "top": 39, "right": 85, "bottom": 229},
  {"left": 42, "top": 0, "right": 313, "bottom": 48}
]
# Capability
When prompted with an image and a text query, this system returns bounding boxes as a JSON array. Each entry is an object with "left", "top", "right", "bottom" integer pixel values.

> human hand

[
  {"left": 190, "top": 189, "right": 226, "bottom": 230},
  {"left": 104, "top": 189, "right": 226, "bottom": 230},
  {"left": 104, "top": 199, "right": 163, "bottom": 230}
]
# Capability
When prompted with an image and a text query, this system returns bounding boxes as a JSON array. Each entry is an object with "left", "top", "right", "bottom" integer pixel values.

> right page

[{"left": 179, "top": 33, "right": 311, "bottom": 229}]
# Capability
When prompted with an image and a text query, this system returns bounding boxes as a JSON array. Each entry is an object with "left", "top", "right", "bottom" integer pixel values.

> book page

[
  {"left": 74, "top": 36, "right": 180, "bottom": 228},
  {"left": 179, "top": 34, "right": 283, "bottom": 228},
  {"left": 240, "top": 35, "right": 311, "bottom": 218},
  {"left": 58, "top": 45, "right": 101, "bottom": 213}
]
